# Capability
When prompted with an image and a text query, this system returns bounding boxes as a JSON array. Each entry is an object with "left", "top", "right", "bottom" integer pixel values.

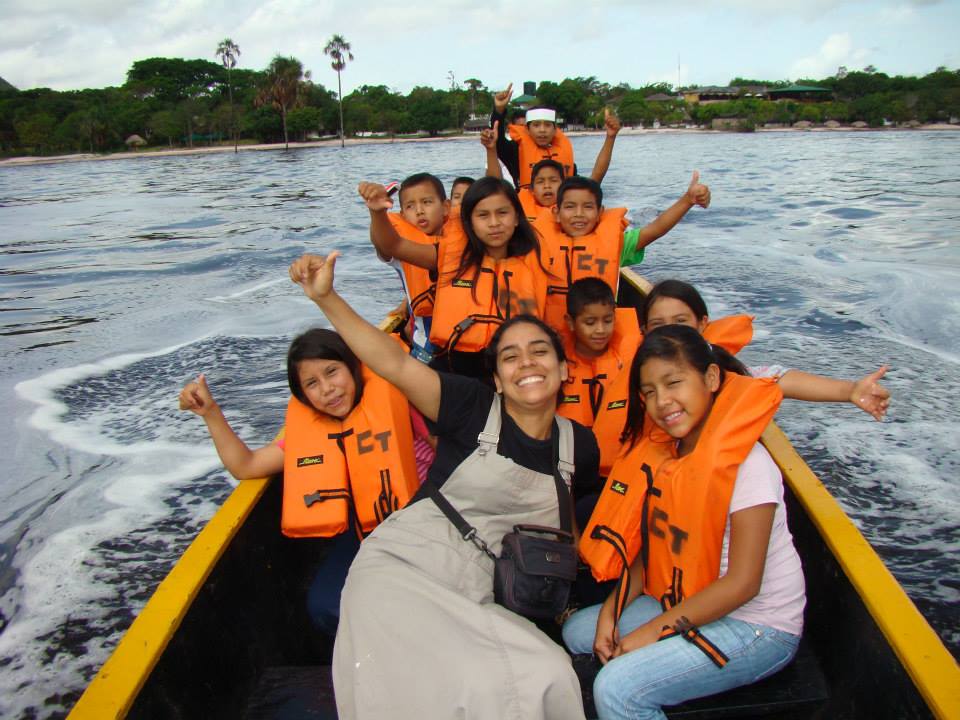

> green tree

[
  {"left": 323, "top": 34, "right": 354, "bottom": 147},
  {"left": 149, "top": 109, "right": 182, "bottom": 146},
  {"left": 256, "top": 55, "right": 307, "bottom": 149},
  {"left": 14, "top": 112, "right": 57, "bottom": 154},
  {"left": 125, "top": 58, "right": 224, "bottom": 104},
  {"left": 215, "top": 38, "right": 240, "bottom": 152}
]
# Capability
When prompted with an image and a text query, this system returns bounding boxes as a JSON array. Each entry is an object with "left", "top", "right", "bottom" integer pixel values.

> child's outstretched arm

[
  {"left": 776, "top": 365, "right": 890, "bottom": 421},
  {"left": 179, "top": 374, "right": 284, "bottom": 480},
  {"left": 481, "top": 121, "right": 502, "bottom": 179},
  {"left": 589, "top": 108, "right": 621, "bottom": 184},
  {"left": 290, "top": 252, "right": 442, "bottom": 421},
  {"left": 491, "top": 83, "right": 521, "bottom": 185},
  {"left": 358, "top": 182, "right": 438, "bottom": 270},
  {"left": 635, "top": 171, "right": 711, "bottom": 249}
]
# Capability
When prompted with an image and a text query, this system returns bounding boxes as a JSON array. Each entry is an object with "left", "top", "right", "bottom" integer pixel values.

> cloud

[{"left": 790, "top": 32, "right": 869, "bottom": 79}]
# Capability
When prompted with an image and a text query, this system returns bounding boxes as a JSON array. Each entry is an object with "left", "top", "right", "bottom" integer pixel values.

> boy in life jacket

[
  {"left": 177, "top": 328, "right": 423, "bottom": 637},
  {"left": 490, "top": 82, "right": 621, "bottom": 191},
  {"left": 558, "top": 277, "right": 641, "bottom": 430},
  {"left": 450, "top": 177, "right": 474, "bottom": 207},
  {"left": 538, "top": 174, "right": 711, "bottom": 332},
  {"left": 360, "top": 172, "right": 455, "bottom": 365}
]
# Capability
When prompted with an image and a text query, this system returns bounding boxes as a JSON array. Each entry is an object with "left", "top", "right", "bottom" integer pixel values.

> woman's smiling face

[{"left": 493, "top": 321, "right": 566, "bottom": 409}]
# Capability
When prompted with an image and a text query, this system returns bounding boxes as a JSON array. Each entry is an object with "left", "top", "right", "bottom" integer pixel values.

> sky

[{"left": 2, "top": 0, "right": 959, "bottom": 95}]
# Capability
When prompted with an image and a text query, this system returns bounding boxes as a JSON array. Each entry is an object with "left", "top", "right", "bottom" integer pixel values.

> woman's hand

[
  {"left": 593, "top": 603, "right": 620, "bottom": 665},
  {"left": 179, "top": 374, "right": 217, "bottom": 417},
  {"left": 850, "top": 365, "right": 891, "bottom": 421},
  {"left": 289, "top": 251, "right": 339, "bottom": 304},
  {"left": 612, "top": 620, "right": 661, "bottom": 658}
]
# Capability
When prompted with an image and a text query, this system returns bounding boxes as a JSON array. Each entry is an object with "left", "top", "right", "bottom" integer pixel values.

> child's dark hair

[
  {"left": 400, "top": 172, "right": 446, "bottom": 203},
  {"left": 455, "top": 177, "right": 551, "bottom": 296},
  {"left": 530, "top": 159, "right": 565, "bottom": 184},
  {"left": 451, "top": 176, "right": 475, "bottom": 192},
  {"left": 567, "top": 277, "right": 616, "bottom": 318},
  {"left": 620, "top": 325, "right": 748, "bottom": 450},
  {"left": 286, "top": 328, "right": 363, "bottom": 411},
  {"left": 556, "top": 176, "right": 602, "bottom": 207},
  {"left": 641, "top": 279, "right": 709, "bottom": 329},
  {"left": 483, "top": 315, "right": 566, "bottom": 398}
]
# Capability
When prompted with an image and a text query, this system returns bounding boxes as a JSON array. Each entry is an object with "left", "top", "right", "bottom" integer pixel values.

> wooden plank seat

[
  {"left": 572, "top": 637, "right": 828, "bottom": 719},
  {"left": 245, "top": 639, "right": 827, "bottom": 720}
]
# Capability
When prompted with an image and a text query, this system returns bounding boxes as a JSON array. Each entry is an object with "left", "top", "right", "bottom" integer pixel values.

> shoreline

[{"left": 2, "top": 123, "right": 958, "bottom": 168}]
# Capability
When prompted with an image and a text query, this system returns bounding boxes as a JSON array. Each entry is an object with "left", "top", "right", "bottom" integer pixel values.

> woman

[
  {"left": 178, "top": 328, "right": 422, "bottom": 636},
  {"left": 567, "top": 325, "right": 805, "bottom": 719},
  {"left": 289, "top": 251, "right": 599, "bottom": 720}
]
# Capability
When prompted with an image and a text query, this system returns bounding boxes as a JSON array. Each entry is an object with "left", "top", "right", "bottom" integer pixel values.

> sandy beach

[{"left": 2, "top": 123, "right": 957, "bottom": 168}]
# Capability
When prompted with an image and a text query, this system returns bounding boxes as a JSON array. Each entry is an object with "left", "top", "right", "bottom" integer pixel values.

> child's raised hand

[
  {"left": 604, "top": 107, "right": 621, "bottom": 138},
  {"left": 179, "top": 374, "right": 217, "bottom": 417},
  {"left": 686, "top": 170, "right": 711, "bottom": 208},
  {"left": 290, "top": 251, "right": 339, "bottom": 303},
  {"left": 480, "top": 121, "right": 498, "bottom": 149},
  {"left": 357, "top": 182, "right": 393, "bottom": 212},
  {"left": 494, "top": 83, "right": 513, "bottom": 114},
  {"left": 850, "top": 365, "right": 891, "bottom": 421}
]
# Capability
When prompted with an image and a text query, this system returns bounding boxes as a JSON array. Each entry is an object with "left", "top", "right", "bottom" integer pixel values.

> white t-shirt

[{"left": 718, "top": 443, "right": 806, "bottom": 636}]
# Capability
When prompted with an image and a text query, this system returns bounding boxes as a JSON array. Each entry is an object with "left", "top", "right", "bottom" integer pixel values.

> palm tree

[
  {"left": 323, "top": 34, "right": 354, "bottom": 148},
  {"left": 464, "top": 78, "right": 483, "bottom": 114},
  {"left": 215, "top": 38, "right": 240, "bottom": 152},
  {"left": 256, "top": 55, "right": 306, "bottom": 149}
]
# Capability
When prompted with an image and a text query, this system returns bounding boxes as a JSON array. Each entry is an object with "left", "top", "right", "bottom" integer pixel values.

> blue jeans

[
  {"left": 306, "top": 528, "right": 361, "bottom": 636},
  {"left": 563, "top": 595, "right": 800, "bottom": 720}
]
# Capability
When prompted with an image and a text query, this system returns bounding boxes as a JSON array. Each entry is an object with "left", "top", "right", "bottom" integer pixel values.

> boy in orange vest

[
  {"left": 558, "top": 278, "right": 641, "bottom": 432},
  {"left": 490, "top": 83, "right": 621, "bottom": 190},
  {"left": 538, "top": 174, "right": 711, "bottom": 332}
]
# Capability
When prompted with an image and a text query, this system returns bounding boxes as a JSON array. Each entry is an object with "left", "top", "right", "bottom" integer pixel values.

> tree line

[{"left": 2, "top": 53, "right": 959, "bottom": 157}]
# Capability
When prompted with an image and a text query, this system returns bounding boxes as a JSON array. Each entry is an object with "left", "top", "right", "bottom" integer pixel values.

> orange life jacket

[
  {"left": 517, "top": 187, "right": 545, "bottom": 223},
  {"left": 386, "top": 214, "right": 466, "bottom": 318},
  {"left": 429, "top": 233, "right": 549, "bottom": 354},
  {"left": 281, "top": 365, "right": 420, "bottom": 538},
  {"left": 538, "top": 208, "right": 629, "bottom": 333},
  {"left": 580, "top": 374, "right": 781, "bottom": 621},
  {"left": 591, "top": 315, "right": 755, "bottom": 477},
  {"left": 508, "top": 124, "right": 575, "bottom": 187},
  {"left": 558, "top": 308, "right": 642, "bottom": 427}
]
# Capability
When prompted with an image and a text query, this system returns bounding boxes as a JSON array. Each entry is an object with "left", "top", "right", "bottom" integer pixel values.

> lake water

[{"left": 1, "top": 131, "right": 958, "bottom": 718}]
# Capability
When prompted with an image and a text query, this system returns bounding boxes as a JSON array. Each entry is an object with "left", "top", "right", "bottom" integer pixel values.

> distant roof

[
  {"left": 768, "top": 84, "right": 831, "bottom": 94},
  {"left": 511, "top": 94, "right": 537, "bottom": 105},
  {"left": 687, "top": 86, "right": 738, "bottom": 95},
  {"left": 646, "top": 93, "right": 676, "bottom": 102}
]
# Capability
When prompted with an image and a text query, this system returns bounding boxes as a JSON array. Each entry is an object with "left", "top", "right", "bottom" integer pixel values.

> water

[{"left": 1, "top": 131, "right": 958, "bottom": 718}]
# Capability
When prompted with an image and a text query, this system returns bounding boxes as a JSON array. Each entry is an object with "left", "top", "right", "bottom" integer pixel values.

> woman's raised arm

[{"left": 290, "top": 252, "right": 442, "bottom": 422}]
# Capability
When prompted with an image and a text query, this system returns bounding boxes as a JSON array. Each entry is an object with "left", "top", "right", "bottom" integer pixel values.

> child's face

[
  {"left": 298, "top": 358, "right": 357, "bottom": 419},
  {"left": 527, "top": 120, "right": 557, "bottom": 148},
  {"left": 568, "top": 302, "right": 615, "bottom": 358},
  {"left": 450, "top": 182, "right": 471, "bottom": 207},
  {"left": 645, "top": 297, "right": 709, "bottom": 334},
  {"left": 554, "top": 188, "right": 601, "bottom": 237},
  {"left": 531, "top": 167, "right": 563, "bottom": 207},
  {"left": 400, "top": 182, "right": 449, "bottom": 236},
  {"left": 639, "top": 356, "right": 719, "bottom": 455},
  {"left": 470, "top": 191, "right": 518, "bottom": 259}
]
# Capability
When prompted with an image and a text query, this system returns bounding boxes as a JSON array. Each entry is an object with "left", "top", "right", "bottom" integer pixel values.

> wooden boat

[{"left": 68, "top": 268, "right": 960, "bottom": 719}]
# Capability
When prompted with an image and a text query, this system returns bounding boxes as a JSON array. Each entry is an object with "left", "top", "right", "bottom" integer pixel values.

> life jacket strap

[
  {"left": 303, "top": 488, "right": 351, "bottom": 508},
  {"left": 657, "top": 615, "right": 730, "bottom": 669},
  {"left": 589, "top": 524, "right": 632, "bottom": 623}
]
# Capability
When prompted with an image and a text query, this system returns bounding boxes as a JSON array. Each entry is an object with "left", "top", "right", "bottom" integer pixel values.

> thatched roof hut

[{"left": 125, "top": 134, "right": 147, "bottom": 148}]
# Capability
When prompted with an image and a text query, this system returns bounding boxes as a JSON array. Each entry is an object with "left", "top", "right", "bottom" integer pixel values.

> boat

[{"left": 67, "top": 268, "right": 960, "bottom": 719}]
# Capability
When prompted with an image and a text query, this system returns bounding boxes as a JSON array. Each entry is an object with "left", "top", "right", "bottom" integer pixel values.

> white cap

[{"left": 525, "top": 108, "right": 556, "bottom": 123}]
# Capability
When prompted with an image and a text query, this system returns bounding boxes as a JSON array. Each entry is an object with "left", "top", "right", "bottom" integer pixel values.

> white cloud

[{"left": 790, "top": 32, "right": 869, "bottom": 79}]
